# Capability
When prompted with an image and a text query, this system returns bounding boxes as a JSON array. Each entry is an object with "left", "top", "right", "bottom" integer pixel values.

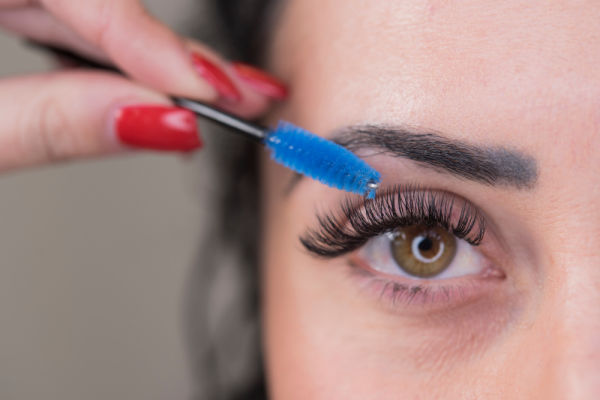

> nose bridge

[
  {"left": 539, "top": 243, "right": 600, "bottom": 398},
  {"left": 520, "top": 92, "right": 600, "bottom": 398}
]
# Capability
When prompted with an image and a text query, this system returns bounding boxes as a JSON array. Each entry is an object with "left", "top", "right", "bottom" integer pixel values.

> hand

[{"left": 0, "top": 0, "right": 287, "bottom": 171}]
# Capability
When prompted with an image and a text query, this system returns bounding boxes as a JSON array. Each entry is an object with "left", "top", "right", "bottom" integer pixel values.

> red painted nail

[
  {"left": 115, "top": 105, "right": 202, "bottom": 151},
  {"left": 191, "top": 52, "right": 242, "bottom": 102},
  {"left": 232, "top": 63, "right": 288, "bottom": 100}
]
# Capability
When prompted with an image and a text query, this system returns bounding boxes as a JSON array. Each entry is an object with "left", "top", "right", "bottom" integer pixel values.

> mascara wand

[
  {"left": 173, "top": 98, "right": 380, "bottom": 198},
  {"left": 32, "top": 43, "right": 381, "bottom": 198}
]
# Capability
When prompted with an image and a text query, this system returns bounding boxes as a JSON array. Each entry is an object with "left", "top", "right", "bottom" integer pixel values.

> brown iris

[{"left": 390, "top": 225, "right": 457, "bottom": 278}]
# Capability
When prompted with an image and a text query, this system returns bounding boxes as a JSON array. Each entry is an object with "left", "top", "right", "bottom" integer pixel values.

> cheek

[
  {"left": 261, "top": 194, "right": 507, "bottom": 399},
  {"left": 260, "top": 155, "right": 521, "bottom": 399},
  {"left": 261, "top": 174, "right": 393, "bottom": 397}
]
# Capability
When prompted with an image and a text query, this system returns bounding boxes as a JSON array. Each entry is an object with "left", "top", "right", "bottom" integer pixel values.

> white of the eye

[
  {"left": 411, "top": 235, "right": 445, "bottom": 264},
  {"left": 360, "top": 232, "right": 484, "bottom": 280}
]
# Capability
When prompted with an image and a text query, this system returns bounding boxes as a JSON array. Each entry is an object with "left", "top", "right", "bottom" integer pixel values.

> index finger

[{"left": 40, "top": 0, "right": 219, "bottom": 101}]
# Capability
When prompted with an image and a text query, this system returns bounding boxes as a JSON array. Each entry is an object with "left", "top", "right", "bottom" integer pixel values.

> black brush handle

[
  {"left": 29, "top": 41, "right": 268, "bottom": 142},
  {"left": 173, "top": 97, "right": 265, "bottom": 141}
]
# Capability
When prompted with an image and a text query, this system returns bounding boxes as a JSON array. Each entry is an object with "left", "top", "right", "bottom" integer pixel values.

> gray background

[{"left": 0, "top": 1, "right": 206, "bottom": 398}]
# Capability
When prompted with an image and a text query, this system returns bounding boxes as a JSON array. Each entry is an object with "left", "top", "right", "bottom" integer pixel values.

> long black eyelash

[{"left": 300, "top": 184, "right": 486, "bottom": 257}]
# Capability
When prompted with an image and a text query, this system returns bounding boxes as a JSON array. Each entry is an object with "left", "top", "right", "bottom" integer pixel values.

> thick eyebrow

[{"left": 286, "top": 125, "right": 538, "bottom": 193}]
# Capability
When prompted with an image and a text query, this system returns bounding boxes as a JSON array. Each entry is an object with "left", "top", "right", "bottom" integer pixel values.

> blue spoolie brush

[
  {"left": 174, "top": 98, "right": 381, "bottom": 198},
  {"left": 29, "top": 43, "right": 381, "bottom": 198}
]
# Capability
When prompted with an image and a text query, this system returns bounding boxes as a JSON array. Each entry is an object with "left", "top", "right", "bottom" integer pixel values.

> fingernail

[
  {"left": 231, "top": 63, "right": 288, "bottom": 100},
  {"left": 115, "top": 105, "right": 202, "bottom": 151},
  {"left": 191, "top": 52, "right": 242, "bottom": 102}
]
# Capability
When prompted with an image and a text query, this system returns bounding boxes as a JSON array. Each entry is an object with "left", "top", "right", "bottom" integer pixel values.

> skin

[
  {"left": 0, "top": 0, "right": 272, "bottom": 171},
  {"left": 262, "top": 0, "right": 600, "bottom": 399},
  {"left": 1, "top": 1, "right": 597, "bottom": 398}
]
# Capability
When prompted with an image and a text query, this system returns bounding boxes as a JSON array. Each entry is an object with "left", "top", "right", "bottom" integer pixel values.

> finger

[
  {"left": 224, "top": 62, "right": 289, "bottom": 118},
  {"left": 42, "top": 0, "right": 283, "bottom": 117},
  {"left": 40, "top": 0, "right": 221, "bottom": 100},
  {"left": 0, "top": 6, "right": 108, "bottom": 63},
  {"left": 0, "top": 71, "right": 202, "bottom": 172},
  {"left": 0, "top": 0, "right": 288, "bottom": 118},
  {"left": 181, "top": 40, "right": 290, "bottom": 118},
  {"left": 0, "top": 0, "right": 33, "bottom": 5},
  {"left": 184, "top": 40, "right": 275, "bottom": 119}
]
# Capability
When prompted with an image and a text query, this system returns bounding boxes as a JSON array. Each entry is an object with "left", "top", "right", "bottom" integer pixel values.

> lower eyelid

[{"left": 347, "top": 257, "right": 506, "bottom": 314}]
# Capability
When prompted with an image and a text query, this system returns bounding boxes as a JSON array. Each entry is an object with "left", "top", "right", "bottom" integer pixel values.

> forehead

[{"left": 272, "top": 0, "right": 600, "bottom": 151}]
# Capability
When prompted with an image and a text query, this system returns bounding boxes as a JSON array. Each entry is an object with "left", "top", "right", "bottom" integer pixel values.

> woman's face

[{"left": 262, "top": 0, "right": 600, "bottom": 398}]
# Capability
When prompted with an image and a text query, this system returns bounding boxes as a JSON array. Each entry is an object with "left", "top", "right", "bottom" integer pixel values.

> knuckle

[
  {"left": 92, "top": 1, "right": 145, "bottom": 50},
  {"left": 17, "top": 91, "right": 77, "bottom": 163},
  {"left": 92, "top": 0, "right": 117, "bottom": 49}
]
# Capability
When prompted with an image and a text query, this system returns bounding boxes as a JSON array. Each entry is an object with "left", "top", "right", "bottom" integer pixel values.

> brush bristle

[{"left": 265, "top": 121, "right": 381, "bottom": 197}]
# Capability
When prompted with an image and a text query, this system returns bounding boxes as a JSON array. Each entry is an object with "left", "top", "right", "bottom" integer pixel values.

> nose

[{"left": 519, "top": 252, "right": 600, "bottom": 399}]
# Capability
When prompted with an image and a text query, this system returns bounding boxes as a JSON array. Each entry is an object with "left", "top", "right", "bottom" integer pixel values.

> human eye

[{"left": 300, "top": 184, "right": 505, "bottom": 311}]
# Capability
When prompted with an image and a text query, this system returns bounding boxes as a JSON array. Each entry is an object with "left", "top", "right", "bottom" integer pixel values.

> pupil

[{"left": 418, "top": 236, "right": 434, "bottom": 252}]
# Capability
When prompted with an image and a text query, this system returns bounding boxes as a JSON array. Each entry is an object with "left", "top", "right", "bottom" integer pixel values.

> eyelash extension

[
  {"left": 301, "top": 184, "right": 486, "bottom": 257},
  {"left": 364, "top": 275, "right": 485, "bottom": 308}
]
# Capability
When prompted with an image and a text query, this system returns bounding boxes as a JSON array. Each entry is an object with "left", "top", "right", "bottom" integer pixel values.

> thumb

[{"left": 0, "top": 71, "right": 202, "bottom": 172}]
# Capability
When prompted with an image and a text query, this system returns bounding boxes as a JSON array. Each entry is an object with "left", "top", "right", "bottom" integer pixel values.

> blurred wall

[{"left": 0, "top": 1, "right": 206, "bottom": 398}]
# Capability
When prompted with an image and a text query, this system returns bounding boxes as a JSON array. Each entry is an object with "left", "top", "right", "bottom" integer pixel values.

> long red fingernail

[
  {"left": 115, "top": 105, "right": 202, "bottom": 151},
  {"left": 231, "top": 63, "right": 288, "bottom": 100},
  {"left": 191, "top": 52, "right": 242, "bottom": 102}
]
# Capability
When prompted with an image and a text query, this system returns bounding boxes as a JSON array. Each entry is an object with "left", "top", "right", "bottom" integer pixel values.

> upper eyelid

[{"left": 300, "top": 184, "right": 487, "bottom": 258}]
